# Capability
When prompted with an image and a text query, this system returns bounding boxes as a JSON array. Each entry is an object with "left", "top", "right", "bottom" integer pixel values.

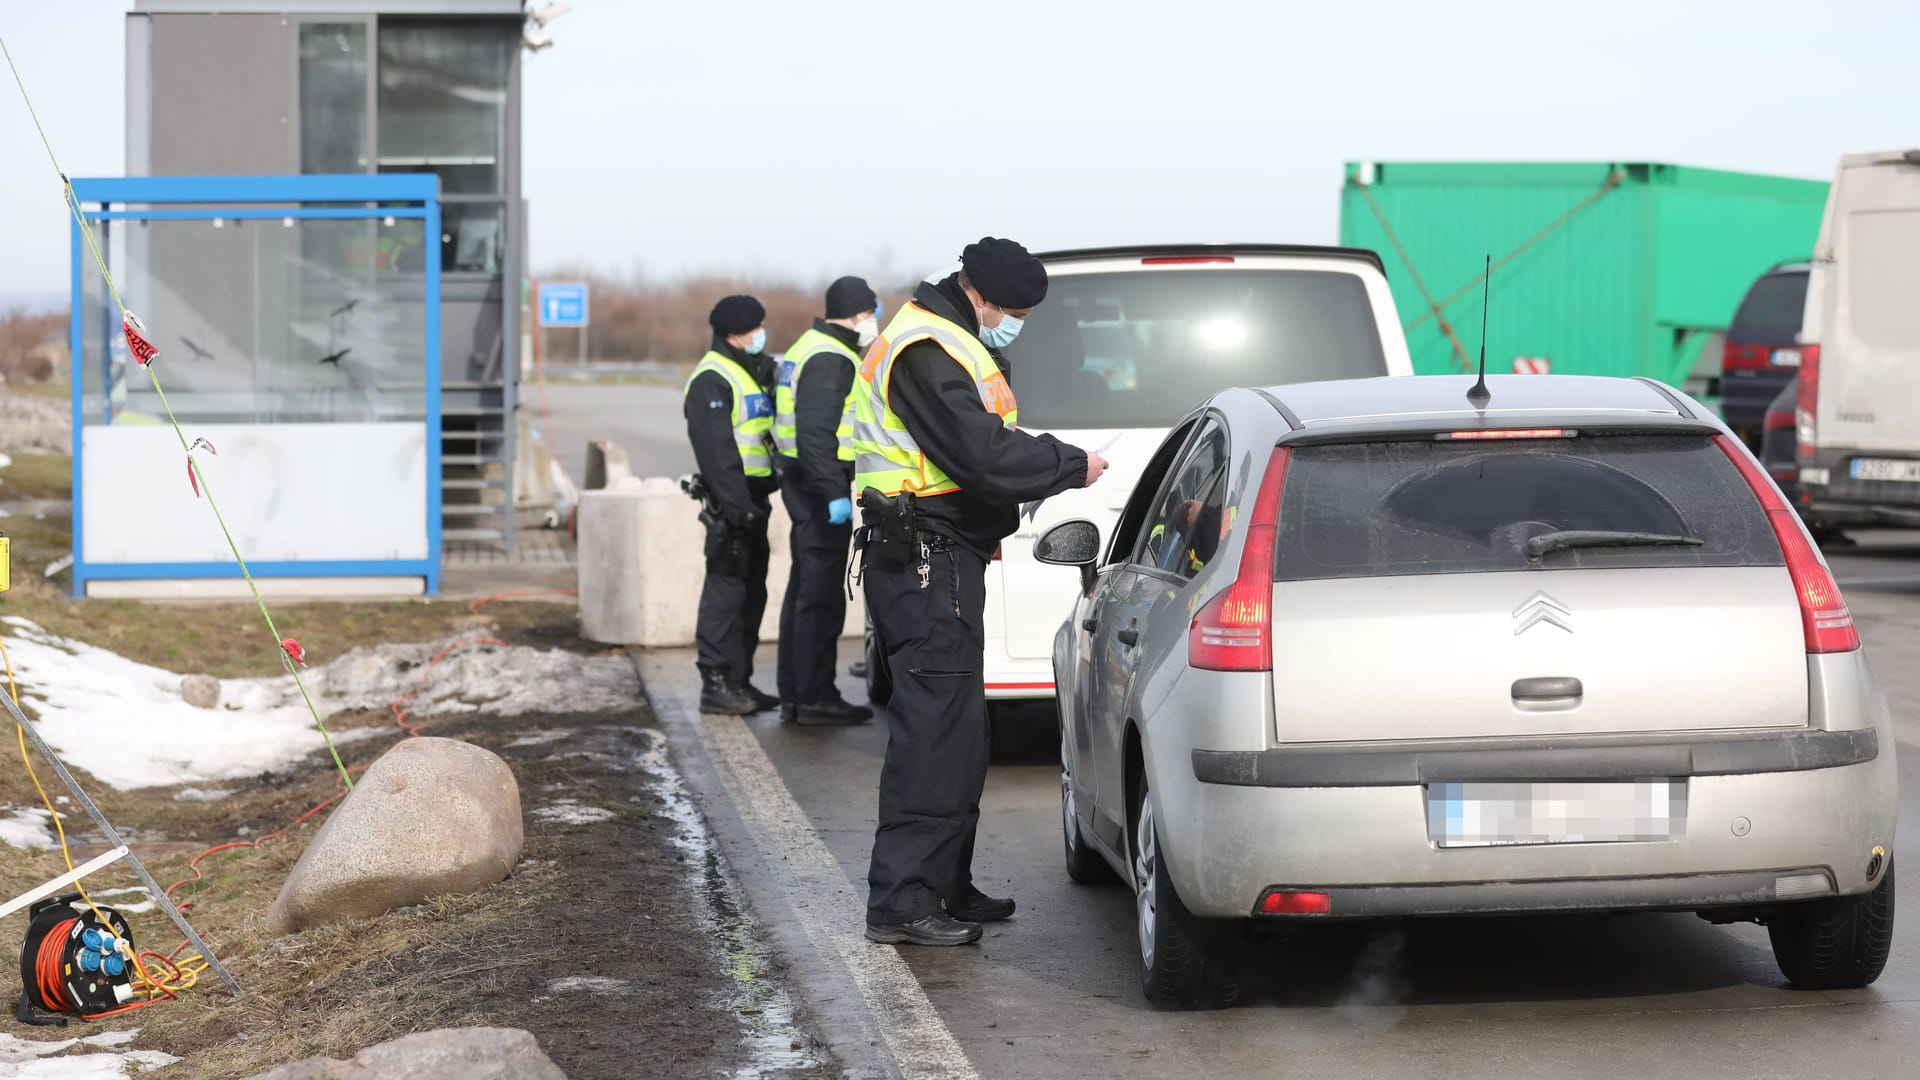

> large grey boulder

[
  {"left": 267, "top": 737, "right": 523, "bottom": 934},
  {"left": 246, "top": 1027, "right": 566, "bottom": 1079}
]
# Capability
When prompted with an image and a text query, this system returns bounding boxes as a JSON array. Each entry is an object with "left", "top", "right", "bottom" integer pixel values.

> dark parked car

[
  {"left": 1720, "top": 261, "right": 1810, "bottom": 446},
  {"left": 1760, "top": 374, "right": 1850, "bottom": 545}
]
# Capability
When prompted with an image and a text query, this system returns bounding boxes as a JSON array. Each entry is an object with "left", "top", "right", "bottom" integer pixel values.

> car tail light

[
  {"left": 1189, "top": 447, "right": 1289, "bottom": 672},
  {"left": 1795, "top": 344, "right": 1821, "bottom": 458},
  {"left": 1714, "top": 434, "right": 1858, "bottom": 653},
  {"left": 1256, "top": 889, "right": 1331, "bottom": 915},
  {"left": 1141, "top": 255, "right": 1235, "bottom": 265},
  {"left": 1722, "top": 339, "right": 1772, "bottom": 372}
]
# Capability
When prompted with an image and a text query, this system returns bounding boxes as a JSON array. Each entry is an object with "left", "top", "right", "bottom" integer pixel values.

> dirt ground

[{"left": 2, "top": 620, "right": 834, "bottom": 1078}]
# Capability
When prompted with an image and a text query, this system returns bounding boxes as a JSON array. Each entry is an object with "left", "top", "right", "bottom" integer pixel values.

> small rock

[
  {"left": 266, "top": 736, "right": 523, "bottom": 934},
  {"left": 245, "top": 1027, "right": 565, "bottom": 1079},
  {"left": 181, "top": 674, "right": 221, "bottom": 710}
]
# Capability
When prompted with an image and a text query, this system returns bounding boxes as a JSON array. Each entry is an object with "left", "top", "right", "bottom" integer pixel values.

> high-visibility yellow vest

[
  {"left": 851, "top": 303, "right": 1019, "bottom": 498},
  {"left": 773, "top": 328, "right": 859, "bottom": 463},
  {"left": 685, "top": 350, "right": 774, "bottom": 478}
]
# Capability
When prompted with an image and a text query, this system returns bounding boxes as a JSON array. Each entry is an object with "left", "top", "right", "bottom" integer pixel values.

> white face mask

[{"left": 854, "top": 318, "right": 879, "bottom": 349}]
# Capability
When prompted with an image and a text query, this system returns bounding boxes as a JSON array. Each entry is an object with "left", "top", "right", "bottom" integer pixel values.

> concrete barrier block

[
  {"left": 584, "top": 438, "right": 634, "bottom": 491},
  {"left": 577, "top": 475, "right": 866, "bottom": 648}
]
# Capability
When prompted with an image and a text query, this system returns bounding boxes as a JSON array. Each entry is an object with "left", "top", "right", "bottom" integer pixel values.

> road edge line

[{"left": 638, "top": 650, "right": 980, "bottom": 1080}]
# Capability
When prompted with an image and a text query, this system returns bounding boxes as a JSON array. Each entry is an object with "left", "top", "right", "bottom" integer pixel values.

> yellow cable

[{"left": 3, "top": 628, "right": 189, "bottom": 1005}]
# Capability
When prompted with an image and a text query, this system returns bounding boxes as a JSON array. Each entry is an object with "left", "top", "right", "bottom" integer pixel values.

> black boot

[
  {"left": 797, "top": 697, "right": 873, "bottom": 726},
  {"left": 699, "top": 672, "right": 756, "bottom": 716},
  {"left": 948, "top": 888, "right": 1016, "bottom": 923},
  {"left": 865, "top": 912, "right": 982, "bottom": 947},
  {"left": 742, "top": 683, "right": 780, "bottom": 713}
]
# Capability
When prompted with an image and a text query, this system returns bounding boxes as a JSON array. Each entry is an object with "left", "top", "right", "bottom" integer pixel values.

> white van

[
  {"left": 1795, "top": 150, "right": 1920, "bottom": 528},
  {"left": 864, "top": 244, "right": 1413, "bottom": 714}
]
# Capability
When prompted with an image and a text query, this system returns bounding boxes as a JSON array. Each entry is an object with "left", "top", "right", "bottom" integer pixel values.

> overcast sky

[{"left": 2, "top": 0, "right": 1916, "bottom": 297}]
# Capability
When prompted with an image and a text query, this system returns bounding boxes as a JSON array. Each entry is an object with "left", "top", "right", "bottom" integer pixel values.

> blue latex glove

[{"left": 827, "top": 497, "right": 852, "bottom": 525}]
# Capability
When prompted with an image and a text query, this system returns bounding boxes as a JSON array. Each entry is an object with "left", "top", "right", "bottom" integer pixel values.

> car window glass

[
  {"left": 1135, "top": 419, "right": 1228, "bottom": 579},
  {"left": 1108, "top": 420, "right": 1195, "bottom": 566},
  {"left": 1275, "top": 434, "right": 1783, "bottom": 580},
  {"left": 1002, "top": 269, "right": 1389, "bottom": 429},
  {"left": 1730, "top": 271, "right": 1809, "bottom": 341}
]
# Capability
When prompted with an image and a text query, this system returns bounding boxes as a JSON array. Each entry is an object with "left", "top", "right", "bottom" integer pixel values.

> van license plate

[
  {"left": 1851, "top": 458, "right": 1920, "bottom": 483},
  {"left": 1427, "top": 781, "right": 1686, "bottom": 847}
]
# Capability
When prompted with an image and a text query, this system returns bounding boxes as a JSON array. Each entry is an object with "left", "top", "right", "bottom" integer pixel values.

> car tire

[
  {"left": 1767, "top": 858, "right": 1896, "bottom": 990},
  {"left": 1132, "top": 774, "right": 1238, "bottom": 1009},
  {"left": 1061, "top": 767, "right": 1108, "bottom": 885}
]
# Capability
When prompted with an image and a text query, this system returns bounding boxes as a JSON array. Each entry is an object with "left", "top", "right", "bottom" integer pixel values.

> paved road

[
  {"left": 535, "top": 380, "right": 694, "bottom": 484},
  {"left": 660, "top": 536, "right": 1920, "bottom": 1078}
]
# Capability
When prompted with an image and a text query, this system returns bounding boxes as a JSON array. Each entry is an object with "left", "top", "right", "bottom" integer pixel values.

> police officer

[
  {"left": 774, "top": 276, "right": 881, "bottom": 726},
  {"left": 685, "top": 294, "right": 781, "bottom": 716},
  {"left": 853, "top": 238, "right": 1109, "bottom": 946}
]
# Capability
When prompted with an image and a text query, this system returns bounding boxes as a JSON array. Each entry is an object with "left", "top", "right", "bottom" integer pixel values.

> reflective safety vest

[
  {"left": 851, "top": 303, "right": 1018, "bottom": 498},
  {"left": 773, "top": 328, "right": 859, "bottom": 463},
  {"left": 685, "top": 350, "right": 775, "bottom": 478}
]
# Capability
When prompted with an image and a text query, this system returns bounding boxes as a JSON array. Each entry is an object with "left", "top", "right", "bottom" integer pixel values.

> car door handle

[
  {"left": 1118, "top": 628, "right": 1141, "bottom": 648},
  {"left": 1082, "top": 617, "right": 1098, "bottom": 633},
  {"left": 1512, "top": 677, "right": 1582, "bottom": 701}
]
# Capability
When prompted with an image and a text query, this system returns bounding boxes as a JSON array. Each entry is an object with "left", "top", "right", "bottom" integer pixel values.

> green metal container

[{"left": 1338, "top": 162, "right": 1828, "bottom": 388}]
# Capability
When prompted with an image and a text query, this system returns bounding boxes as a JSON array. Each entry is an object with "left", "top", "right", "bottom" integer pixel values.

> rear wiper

[{"left": 1524, "top": 530, "right": 1704, "bottom": 560}]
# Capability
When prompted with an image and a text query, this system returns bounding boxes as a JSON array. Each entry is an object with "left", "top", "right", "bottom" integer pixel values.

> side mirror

[{"left": 1034, "top": 518, "right": 1101, "bottom": 592}]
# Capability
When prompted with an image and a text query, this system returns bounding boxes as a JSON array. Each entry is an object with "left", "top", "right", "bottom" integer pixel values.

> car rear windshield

[
  {"left": 1001, "top": 268, "right": 1388, "bottom": 429},
  {"left": 1729, "top": 271, "right": 1809, "bottom": 342},
  {"left": 1274, "top": 434, "right": 1784, "bottom": 581}
]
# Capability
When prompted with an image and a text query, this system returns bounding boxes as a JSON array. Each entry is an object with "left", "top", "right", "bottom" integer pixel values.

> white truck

[
  {"left": 865, "top": 244, "right": 1413, "bottom": 721},
  {"left": 1795, "top": 150, "right": 1920, "bottom": 528}
]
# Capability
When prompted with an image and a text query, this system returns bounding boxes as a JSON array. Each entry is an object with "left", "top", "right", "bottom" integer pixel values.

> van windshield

[{"left": 1000, "top": 268, "right": 1388, "bottom": 429}]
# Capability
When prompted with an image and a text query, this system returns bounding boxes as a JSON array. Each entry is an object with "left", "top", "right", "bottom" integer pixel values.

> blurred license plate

[
  {"left": 1852, "top": 458, "right": 1920, "bottom": 483},
  {"left": 1771, "top": 347, "right": 1802, "bottom": 367},
  {"left": 1427, "top": 781, "right": 1686, "bottom": 847}
]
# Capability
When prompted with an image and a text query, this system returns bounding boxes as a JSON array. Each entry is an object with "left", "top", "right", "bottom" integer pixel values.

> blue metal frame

[{"left": 67, "top": 174, "right": 442, "bottom": 597}]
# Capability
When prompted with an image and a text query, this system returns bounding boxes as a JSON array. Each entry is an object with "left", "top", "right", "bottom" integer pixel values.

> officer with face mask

[
  {"left": 774, "top": 276, "right": 882, "bottom": 726},
  {"left": 852, "top": 237, "right": 1110, "bottom": 946},
  {"left": 685, "top": 294, "right": 781, "bottom": 716}
]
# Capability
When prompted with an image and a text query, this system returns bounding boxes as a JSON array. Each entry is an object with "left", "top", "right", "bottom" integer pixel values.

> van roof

[
  {"left": 1837, "top": 149, "right": 1920, "bottom": 168},
  {"left": 1032, "top": 244, "right": 1386, "bottom": 274}
]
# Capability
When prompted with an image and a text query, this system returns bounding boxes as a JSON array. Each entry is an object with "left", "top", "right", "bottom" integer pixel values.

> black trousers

[
  {"left": 695, "top": 508, "right": 770, "bottom": 686},
  {"left": 864, "top": 542, "right": 990, "bottom": 923},
  {"left": 777, "top": 481, "right": 853, "bottom": 706}
]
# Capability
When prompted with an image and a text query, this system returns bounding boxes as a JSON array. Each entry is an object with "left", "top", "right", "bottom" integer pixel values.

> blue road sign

[{"left": 538, "top": 282, "right": 590, "bottom": 328}]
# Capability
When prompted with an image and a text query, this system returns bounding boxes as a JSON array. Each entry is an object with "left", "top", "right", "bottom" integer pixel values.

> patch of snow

[
  {"left": 173, "top": 787, "right": 233, "bottom": 802},
  {"left": 0, "top": 1030, "right": 178, "bottom": 1076},
  {"left": 532, "top": 799, "right": 615, "bottom": 826},
  {"left": 317, "top": 638, "right": 637, "bottom": 720},
  {"left": 546, "top": 976, "right": 631, "bottom": 995},
  {"left": 0, "top": 618, "right": 634, "bottom": 792},
  {"left": 0, "top": 618, "right": 373, "bottom": 791},
  {"left": 506, "top": 727, "right": 576, "bottom": 748},
  {"left": 90, "top": 887, "right": 158, "bottom": 915},
  {"left": 0, "top": 452, "right": 11, "bottom": 469},
  {"left": 0, "top": 806, "right": 56, "bottom": 850}
]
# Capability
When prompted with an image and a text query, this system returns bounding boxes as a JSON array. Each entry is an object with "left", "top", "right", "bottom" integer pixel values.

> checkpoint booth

[{"left": 68, "top": 174, "right": 443, "bottom": 598}]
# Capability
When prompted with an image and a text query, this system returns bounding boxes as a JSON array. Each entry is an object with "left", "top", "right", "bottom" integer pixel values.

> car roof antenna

[{"left": 1466, "top": 253, "right": 1492, "bottom": 410}]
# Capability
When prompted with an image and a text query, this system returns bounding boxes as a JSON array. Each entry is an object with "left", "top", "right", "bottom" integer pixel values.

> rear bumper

[
  {"left": 1156, "top": 758, "right": 1896, "bottom": 919},
  {"left": 1799, "top": 447, "right": 1920, "bottom": 526},
  {"left": 1257, "top": 867, "right": 1838, "bottom": 919},
  {"left": 1192, "top": 727, "right": 1878, "bottom": 787},
  {"left": 1719, "top": 368, "right": 1795, "bottom": 428}
]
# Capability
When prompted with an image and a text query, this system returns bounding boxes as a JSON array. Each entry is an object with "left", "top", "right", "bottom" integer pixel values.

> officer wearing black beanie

[
  {"left": 772, "top": 276, "right": 881, "bottom": 727},
  {"left": 854, "top": 238, "right": 1109, "bottom": 948},
  {"left": 685, "top": 293, "right": 781, "bottom": 715}
]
